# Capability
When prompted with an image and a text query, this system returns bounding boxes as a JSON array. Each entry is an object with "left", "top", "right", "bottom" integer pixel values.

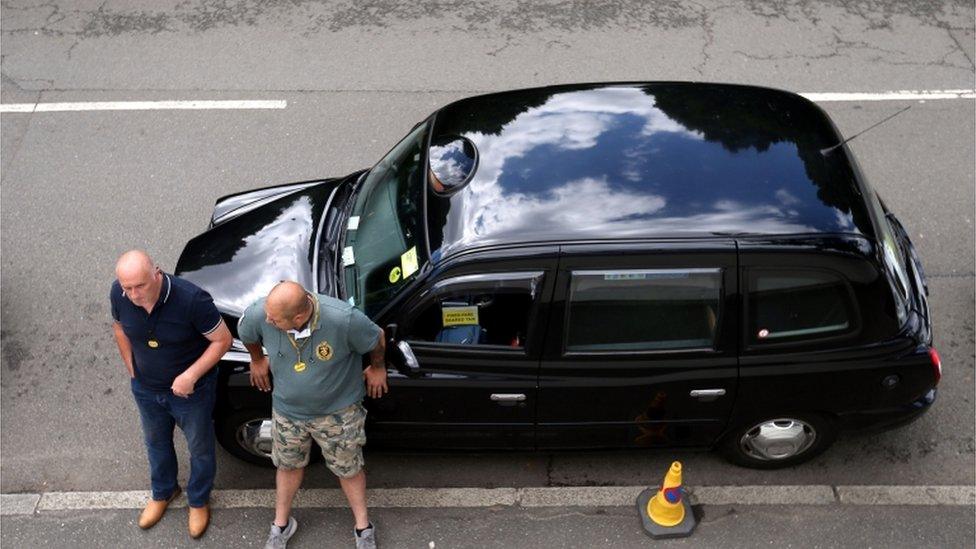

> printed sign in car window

[{"left": 441, "top": 305, "right": 479, "bottom": 327}]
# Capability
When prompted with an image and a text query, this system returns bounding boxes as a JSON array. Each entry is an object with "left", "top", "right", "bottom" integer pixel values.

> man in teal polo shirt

[{"left": 237, "top": 281, "right": 387, "bottom": 549}]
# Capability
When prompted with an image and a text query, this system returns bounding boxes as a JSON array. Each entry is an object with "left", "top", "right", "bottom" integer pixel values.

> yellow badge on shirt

[{"left": 316, "top": 341, "right": 333, "bottom": 361}]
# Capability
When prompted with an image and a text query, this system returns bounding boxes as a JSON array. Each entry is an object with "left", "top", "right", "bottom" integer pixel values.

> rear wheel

[
  {"left": 719, "top": 413, "right": 836, "bottom": 469},
  {"left": 216, "top": 408, "right": 275, "bottom": 467}
]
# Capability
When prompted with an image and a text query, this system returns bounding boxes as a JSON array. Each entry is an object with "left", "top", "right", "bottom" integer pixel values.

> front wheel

[
  {"left": 216, "top": 408, "right": 275, "bottom": 467},
  {"left": 719, "top": 413, "right": 836, "bottom": 469}
]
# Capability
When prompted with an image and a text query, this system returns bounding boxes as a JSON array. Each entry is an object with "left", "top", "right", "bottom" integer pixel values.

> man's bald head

[
  {"left": 116, "top": 250, "right": 155, "bottom": 279},
  {"left": 265, "top": 281, "right": 313, "bottom": 330},
  {"left": 115, "top": 250, "right": 163, "bottom": 309}
]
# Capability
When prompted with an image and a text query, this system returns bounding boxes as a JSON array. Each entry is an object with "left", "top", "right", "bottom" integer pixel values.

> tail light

[{"left": 928, "top": 347, "right": 942, "bottom": 384}]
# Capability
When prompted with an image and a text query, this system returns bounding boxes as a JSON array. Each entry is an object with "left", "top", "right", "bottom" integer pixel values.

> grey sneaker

[
  {"left": 265, "top": 516, "right": 297, "bottom": 549},
  {"left": 355, "top": 523, "right": 377, "bottom": 549}
]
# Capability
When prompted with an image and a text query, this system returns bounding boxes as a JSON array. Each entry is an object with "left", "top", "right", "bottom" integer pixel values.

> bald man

[
  {"left": 237, "top": 281, "right": 387, "bottom": 549},
  {"left": 110, "top": 250, "right": 232, "bottom": 538}
]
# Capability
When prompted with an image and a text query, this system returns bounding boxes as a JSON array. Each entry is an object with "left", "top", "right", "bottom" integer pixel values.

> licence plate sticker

[{"left": 401, "top": 246, "right": 419, "bottom": 279}]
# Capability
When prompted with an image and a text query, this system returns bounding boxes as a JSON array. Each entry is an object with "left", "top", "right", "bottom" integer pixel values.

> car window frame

[
  {"left": 400, "top": 271, "right": 546, "bottom": 356},
  {"left": 561, "top": 267, "right": 726, "bottom": 357},
  {"left": 742, "top": 266, "right": 862, "bottom": 351}
]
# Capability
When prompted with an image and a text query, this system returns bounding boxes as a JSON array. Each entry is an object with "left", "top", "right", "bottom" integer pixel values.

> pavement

[
  {"left": 3, "top": 484, "right": 974, "bottom": 548},
  {"left": 1, "top": 0, "right": 974, "bottom": 547},
  {"left": 2, "top": 505, "right": 975, "bottom": 548}
]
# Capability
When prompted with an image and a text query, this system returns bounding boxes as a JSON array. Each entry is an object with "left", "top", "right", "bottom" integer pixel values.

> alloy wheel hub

[{"left": 739, "top": 418, "right": 816, "bottom": 461}]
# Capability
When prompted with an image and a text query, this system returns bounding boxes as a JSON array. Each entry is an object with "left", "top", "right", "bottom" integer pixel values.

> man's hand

[
  {"left": 249, "top": 355, "right": 271, "bottom": 392},
  {"left": 171, "top": 371, "right": 197, "bottom": 398},
  {"left": 363, "top": 364, "right": 388, "bottom": 399}
]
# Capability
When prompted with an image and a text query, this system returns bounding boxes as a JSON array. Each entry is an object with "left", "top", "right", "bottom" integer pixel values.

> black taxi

[{"left": 176, "top": 82, "right": 939, "bottom": 469}]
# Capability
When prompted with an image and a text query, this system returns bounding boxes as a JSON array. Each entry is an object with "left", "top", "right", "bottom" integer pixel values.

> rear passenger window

[
  {"left": 748, "top": 269, "right": 856, "bottom": 344},
  {"left": 566, "top": 269, "right": 722, "bottom": 352}
]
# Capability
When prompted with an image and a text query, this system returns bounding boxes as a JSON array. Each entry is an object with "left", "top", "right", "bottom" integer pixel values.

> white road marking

[
  {"left": 3, "top": 485, "right": 972, "bottom": 515},
  {"left": 0, "top": 100, "right": 287, "bottom": 113},
  {"left": 800, "top": 90, "right": 975, "bottom": 101},
  {"left": 0, "top": 494, "right": 40, "bottom": 516},
  {"left": 837, "top": 485, "right": 976, "bottom": 505},
  {"left": 0, "top": 90, "right": 974, "bottom": 114},
  {"left": 0, "top": 103, "right": 35, "bottom": 112},
  {"left": 686, "top": 485, "right": 840, "bottom": 506}
]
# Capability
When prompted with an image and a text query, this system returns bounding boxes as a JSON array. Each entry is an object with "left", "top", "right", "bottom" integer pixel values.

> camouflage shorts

[{"left": 271, "top": 403, "right": 367, "bottom": 477}]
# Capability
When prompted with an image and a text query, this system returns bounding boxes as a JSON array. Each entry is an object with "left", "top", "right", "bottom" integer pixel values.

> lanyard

[
  {"left": 146, "top": 313, "right": 162, "bottom": 348},
  {"left": 286, "top": 295, "right": 320, "bottom": 372},
  {"left": 143, "top": 275, "right": 168, "bottom": 349}
]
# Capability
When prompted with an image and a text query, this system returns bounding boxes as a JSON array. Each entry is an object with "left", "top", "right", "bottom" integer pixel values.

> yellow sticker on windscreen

[
  {"left": 442, "top": 306, "right": 479, "bottom": 327},
  {"left": 401, "top": 246, "right": 419, "bottom": 279}
]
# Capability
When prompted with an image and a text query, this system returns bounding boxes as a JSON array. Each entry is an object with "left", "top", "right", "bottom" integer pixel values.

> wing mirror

[
  {"left": 385, "top": 324, "right": 421, "bottom": 377},
  {"left": 428, "top": 135, "right": 478, "bottom": 195}
]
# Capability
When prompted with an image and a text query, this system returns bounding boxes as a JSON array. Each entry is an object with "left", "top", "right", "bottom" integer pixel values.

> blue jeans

[{"left": 131, "top": 375, "right": 217, "bottom": 507}]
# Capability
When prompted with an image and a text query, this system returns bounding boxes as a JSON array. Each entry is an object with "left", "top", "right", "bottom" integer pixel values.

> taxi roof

[{"left": 425, "top": 82, "right": 875, "bottom": 260}]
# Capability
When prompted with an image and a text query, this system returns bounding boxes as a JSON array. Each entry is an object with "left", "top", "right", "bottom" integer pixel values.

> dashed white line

[
  {"left": 0, "top": 100, "right": 287, "bottom": 113},
  {"left": 0, "top": 494, "right": 40, "bottom": 516},
  {"left": 837, "top": 485, "right": 976, "bottom": 506},
  {"left": 0, "top": 103, "right": 35, "bottom": 113},
  {"left": 0, "top": 90, "right": 974, "bottom": 114},
  {"left": 2, "top": 485, "right": 973, "bottom": 516},
  {"left": 800, "top": 89, "right": 976, "bottom": 101}
]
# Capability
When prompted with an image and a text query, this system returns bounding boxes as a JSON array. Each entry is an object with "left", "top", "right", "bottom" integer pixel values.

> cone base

[{"left": 636, "top": 487, "right": 698, "bottom": 539}]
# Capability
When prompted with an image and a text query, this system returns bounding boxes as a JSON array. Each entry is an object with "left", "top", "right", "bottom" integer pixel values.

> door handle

[
  {"left": 490, "top": 393, "right": 526, "bottom": 402},
  {"left": 689, "top": 389, "right": 726, "bottom": 401}
]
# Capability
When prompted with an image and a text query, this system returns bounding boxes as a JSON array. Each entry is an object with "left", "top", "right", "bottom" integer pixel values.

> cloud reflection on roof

[{"left": 428, "top": 84, "right": 871, "bottom": 259}]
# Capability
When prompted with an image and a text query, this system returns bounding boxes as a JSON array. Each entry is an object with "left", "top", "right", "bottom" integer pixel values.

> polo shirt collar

[
  {"left": 287, "top": 294, "right": 319, "bottom": 339},
  {"left": 159, "top": 274, "right": 172, "bottom": 304}
]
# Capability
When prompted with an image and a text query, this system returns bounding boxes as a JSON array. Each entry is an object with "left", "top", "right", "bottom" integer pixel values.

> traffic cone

[{"left": 636, "top": 461, "right": 697, "bottom": 539}]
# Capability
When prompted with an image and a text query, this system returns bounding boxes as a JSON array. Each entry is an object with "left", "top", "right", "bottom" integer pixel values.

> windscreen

[{"left": 343, "top": 123, "right": 428, "bottom": 317}]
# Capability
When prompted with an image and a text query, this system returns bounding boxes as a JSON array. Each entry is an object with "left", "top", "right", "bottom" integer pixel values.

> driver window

[{"left": 404, "top": 273, "right": 542, "bottom": 349}]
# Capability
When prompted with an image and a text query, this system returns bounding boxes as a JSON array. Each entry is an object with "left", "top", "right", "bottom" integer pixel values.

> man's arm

[
  {"left": 111, "top": 321, "right": 136, "bottom": 378},
  {"left": 171, "top": 320, "right": 233, "bottom": 397},
  {"left": 363, "top": 327, "right": 388, "bottom": 399},
  {"left": 237, "top": 302, "right": 271, "bottom": 392},
  {"left": 245, "top": 342, "right": 271, "bottom": 392}
]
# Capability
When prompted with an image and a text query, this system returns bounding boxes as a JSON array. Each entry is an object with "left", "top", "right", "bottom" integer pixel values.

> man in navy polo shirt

[{"left": 110, "top": 250, "right": 232, "bottom": 539}]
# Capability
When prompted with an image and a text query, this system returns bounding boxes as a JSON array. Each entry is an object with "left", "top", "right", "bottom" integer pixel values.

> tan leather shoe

[
  {"left": 188, "top": 504, "right": 210, "bottom": 539},
  {"left": 138, "top": 487, "right": 181, "bottom": 529}
]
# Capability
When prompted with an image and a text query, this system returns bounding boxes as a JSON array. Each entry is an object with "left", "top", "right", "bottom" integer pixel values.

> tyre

[
  {"left": 216, "top": 408, "right": 275, "bottom": 467},
  {"left": 719, "top": 413, "right": 836, "bottom": 469}
]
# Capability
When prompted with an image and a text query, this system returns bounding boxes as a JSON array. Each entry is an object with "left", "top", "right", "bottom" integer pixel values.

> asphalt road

[{"left": 1, "top": 0, "right": 974, "bottom": 546}]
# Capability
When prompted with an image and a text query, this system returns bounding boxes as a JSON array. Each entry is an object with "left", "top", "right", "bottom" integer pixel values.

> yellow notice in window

[
  {"left": 442, "top": 306, "right": 479, "bottom": 327},
  {"left": 401, "top": 246, "right": 419, "bottom": 279}
]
